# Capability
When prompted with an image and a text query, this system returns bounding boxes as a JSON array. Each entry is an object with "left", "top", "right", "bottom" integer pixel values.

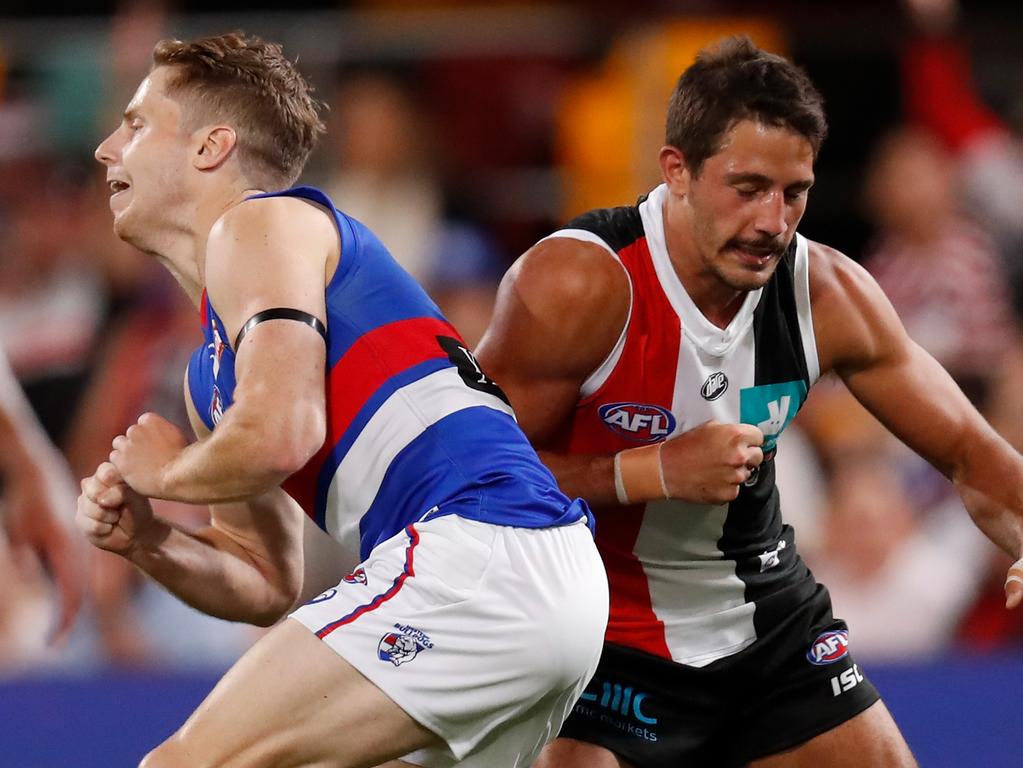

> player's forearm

[
  {"left": 162, "top": 405, "right": 320, "bottom": 504},
  {"left": 952, "top": 430, "right": 1023, "bottom": 558},
  {"left": 126, "top": 514, "right": 298, "bottom": 626},
  {"left": 537, "top": 450, "right": 620, "bottom": 506}
]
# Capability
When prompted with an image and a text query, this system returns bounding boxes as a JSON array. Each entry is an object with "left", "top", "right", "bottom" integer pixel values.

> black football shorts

[{"left": 558, "top": 585, "right": 880, "bottom": 767}]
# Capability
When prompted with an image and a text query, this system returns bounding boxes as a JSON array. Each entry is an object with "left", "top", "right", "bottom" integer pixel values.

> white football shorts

[{"left": 289, "top": 514, "right": 608, "bottom": 767}]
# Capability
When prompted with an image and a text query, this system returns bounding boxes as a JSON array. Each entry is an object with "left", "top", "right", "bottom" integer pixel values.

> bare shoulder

[
  {"left": 479, "top": 235, "right": 630, "bottom": 380},
  {"left": 209, "top": 195, "right": 337, "bottom": 256},
  {"left": 505, "top": 236, "right": 629, "bottom": 334},
  {"left": 203, "top": 195, "right": 335, "bottom": 342},
  {"left": 806, "top": 240, "right": 873, "bottom": 302},
  {"left": 806, "top": 238, "right": 905, "bottom": 374}
]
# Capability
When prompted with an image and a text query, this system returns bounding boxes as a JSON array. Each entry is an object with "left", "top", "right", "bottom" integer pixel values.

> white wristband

[
  {"left": 655, "top": 441, "right": 670, "bottom": 499},
  {"left": 613, "top": 443, "right": 670, "bottom": 505},
  {"left": 613, "top": 451, "right": 630, "bottom": 505},
  {"left": 1006, "top": 557, "right": 1023, "bottom": 588}
]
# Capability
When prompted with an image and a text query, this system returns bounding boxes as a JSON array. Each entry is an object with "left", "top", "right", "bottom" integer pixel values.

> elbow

[
  {"left": 250, "top": 577, "right": 303, "bottom": 628},
  {"left": 264, "top": 408, "right": 326, "bottom": 479}
]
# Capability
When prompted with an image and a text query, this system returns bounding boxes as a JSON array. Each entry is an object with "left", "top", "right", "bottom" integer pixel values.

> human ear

[
  {"left": 659, "top": 145, "right": 691, "bottom": 195},
  {"left": 194, "top": 126, "right": 237, "bottom": 171}
]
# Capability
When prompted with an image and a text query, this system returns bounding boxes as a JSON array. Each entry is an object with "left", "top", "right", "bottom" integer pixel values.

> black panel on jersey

[
  {"left": 563, "top": 198, "right": 647, "bottom": 254},
  {"left": 716, "top": 239, "right": 817, "bottom": 639},
  {"left": 751, "top": 241, "right": 811, "bottom": 387}
]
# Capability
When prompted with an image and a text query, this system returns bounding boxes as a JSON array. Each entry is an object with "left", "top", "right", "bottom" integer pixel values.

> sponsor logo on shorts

[
  {"left": 377, "top": 623, "right": 434, "bottom": 667},
  {"left": 807, "top": 629, "right": 850, "bottom": 665},
  {"left": 830, "top": 663, "right": 865, "bottom": 696},
  {"left": 342, "top": 568, "right": 367, "bottom": 585},
  {"left": 598, "top": 402, "right": 675, "bottom": 443},
  {"left": 757, "top": 539, "right": 787, "bottom": 572},
  {"left": 576, "top": 678, "right": 659, "bottom": 743},
  {"left": 700, "top": 372, "right": 729, "bottom": 401}
]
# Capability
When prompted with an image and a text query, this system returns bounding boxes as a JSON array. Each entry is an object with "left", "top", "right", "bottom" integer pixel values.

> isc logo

[
  {"left": 806, "top": 629, "right": 850, "bottom": 665},
  {"left": 598, "top": 402, "right": 676, "bottom": 443},
  {"left": 830, "top": 663, "right": 864, "bottom": 697}
]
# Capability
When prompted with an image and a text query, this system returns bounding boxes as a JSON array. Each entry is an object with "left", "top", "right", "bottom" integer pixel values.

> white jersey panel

[
  {"left": 540, "top": 229, "right": 635, "bottom": 399},
  {"left": 324, "top": 367, "right": 515, "bottom": 554},
  {"left": 792, "top": 233, "right": 820, "bottom": 384},
  {"left": 632, "top": 184, "right": 765, "bottom": 666}
]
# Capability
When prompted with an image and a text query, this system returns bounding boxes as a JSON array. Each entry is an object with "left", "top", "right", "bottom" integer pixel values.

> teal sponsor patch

[{"left": 739, "top": 380, "right": 808, "bottom": 452}]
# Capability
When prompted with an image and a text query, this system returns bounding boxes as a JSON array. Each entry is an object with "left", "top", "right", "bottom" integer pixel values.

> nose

[
  {"left": 754, "top": 191, "right": 786, "bottom": 239},
  {"left": 95, "top": 129, "right": 119, "bottom": 167}
]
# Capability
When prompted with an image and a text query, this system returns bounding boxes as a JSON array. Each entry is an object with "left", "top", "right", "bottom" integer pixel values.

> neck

[
  {"left": 662, "top": 195, "right": 745, "bottom": 330},
  {"left": 139, "top": 185, "right": 265, "bottom": 308}
]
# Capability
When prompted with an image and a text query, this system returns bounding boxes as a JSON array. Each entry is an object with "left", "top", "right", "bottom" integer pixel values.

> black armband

[{"left": 234, "top": 308, "right": 327, "bottom": 349}]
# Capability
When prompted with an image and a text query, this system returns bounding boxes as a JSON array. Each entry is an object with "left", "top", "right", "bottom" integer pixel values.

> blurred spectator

[
  {"left": 0, "top": 348, "right": 82, "bottom": 665},
  {"left": 807, "top": 457, "right": 991, "bottom": 662},
  {"left": 0, "top": 158, "right": 108, "bottom": 446},
  {"left": 902, "top": 0, "right": 1023, "bottom": 288},
  {"left": 861, "top": 125, "right": 1018, "bottom": 410},
  {"left": 325, "top": 67, "right": 504, "bottom": 346}
]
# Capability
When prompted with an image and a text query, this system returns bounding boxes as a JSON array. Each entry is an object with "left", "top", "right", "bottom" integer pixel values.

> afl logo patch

[
  {"left": 599, "top": 402, "right": 675, "bottom": 443},
  {"left": 806, "top": 629, "right": 850, "bottom": 665},
  {"left": 700, "top": 372, "right": 729, "bottom": 401}
]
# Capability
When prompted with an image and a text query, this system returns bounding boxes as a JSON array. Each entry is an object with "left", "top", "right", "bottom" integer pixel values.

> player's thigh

[
  {"left": 533, "top": 737, "right": 635, "bottom": 768},
  {"left": 141, "top": 618, "right": 441, "bottom": 768},
  {"left": 750, "top": 700, "right": 916, "bottom": 768}
]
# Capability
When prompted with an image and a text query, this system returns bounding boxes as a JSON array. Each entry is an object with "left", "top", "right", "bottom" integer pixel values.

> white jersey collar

[{"left": 639, "top": 183, "right": 764, "bottom": 359}]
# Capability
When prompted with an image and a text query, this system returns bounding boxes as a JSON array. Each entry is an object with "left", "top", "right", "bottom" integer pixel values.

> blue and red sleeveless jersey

[{"left": 188, "top": 186, "right": 591, "bottom": 560}]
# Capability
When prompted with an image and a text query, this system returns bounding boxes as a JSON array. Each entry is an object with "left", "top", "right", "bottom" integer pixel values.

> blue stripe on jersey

[
  {"left": 187, "top": 346, "right": 211, "bottom": 430},
  {"left": 357, "top": 407, "right": 593, "bottom": 560},
  {"left": 310, "top": 356, "right": 454, "bottom": 530}
]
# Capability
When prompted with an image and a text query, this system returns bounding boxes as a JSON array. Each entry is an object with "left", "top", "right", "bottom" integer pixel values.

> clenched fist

[
  {"left": 659, "top": 420, "right": 765, "bottom": 504},
  {"left": 76, "top": 462, "right": 156, "bottom": 557},
  {"left": 110, "top": 412, "right": 188, "bottom": 498}
]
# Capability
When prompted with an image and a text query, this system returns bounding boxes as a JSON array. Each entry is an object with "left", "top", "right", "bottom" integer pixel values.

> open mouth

[
  {"left": 109, "top": 180, "right": 130, "bottom": 195},
  {"left": 732, "top": 246, "right": 777, "bottom": 265}
]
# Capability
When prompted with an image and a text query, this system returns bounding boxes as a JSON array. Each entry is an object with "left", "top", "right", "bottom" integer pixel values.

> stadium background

[{"left": 0, "top": 1, "right": 1021, "bottom": 765}]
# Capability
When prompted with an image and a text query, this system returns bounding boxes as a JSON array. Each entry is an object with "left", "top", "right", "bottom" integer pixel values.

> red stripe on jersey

[
  {"left": 282, "top": 316, "right": 462, "bottom": 516},
  {"left": 327, "top": 316, "right": 461, "bottom": 440},
  {"left": 200, "top": 289, "right": 209, "bottom": 329},
  {"left": 563, "top": 235, "right": 682, "bottom": 659},
  {"left": 596, "top": 505, "right": 671, "bottom": 657}
]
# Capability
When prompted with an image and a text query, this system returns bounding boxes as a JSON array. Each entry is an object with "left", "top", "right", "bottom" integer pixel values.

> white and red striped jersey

[{"left": 547, "top": 183, "right": 821, "bottom": 667}]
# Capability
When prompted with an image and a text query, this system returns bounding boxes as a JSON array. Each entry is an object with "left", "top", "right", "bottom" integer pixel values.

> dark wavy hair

[{"left": 666, "top": 35, "right": 827, "bottom": 176}]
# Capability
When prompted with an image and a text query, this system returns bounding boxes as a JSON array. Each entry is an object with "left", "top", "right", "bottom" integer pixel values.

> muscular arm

[
  {"left": 476, "top": 236, "right": 763, "bottom": 506},
  {"left": 112, "top": 196, "right": 337, "bottom": 503},
  {"left": 81, "top": 385, "right": 310, "bottom": 626},
  {"left": 811, "top": 241, "right": 1023, "bottom": 559},
  {"left": 85, "top": 197, "right": 350, "bottom": 623},
  {"left": 125, "top": 488, "right": 307, "bottom": 626},
  {"left": 475, "top": 237, "right": 630, "bottom": 504}
]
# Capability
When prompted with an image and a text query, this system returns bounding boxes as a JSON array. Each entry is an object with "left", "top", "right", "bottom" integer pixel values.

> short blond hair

[{"left": 153, "top": 31, "right": 326, "bottom": 189}]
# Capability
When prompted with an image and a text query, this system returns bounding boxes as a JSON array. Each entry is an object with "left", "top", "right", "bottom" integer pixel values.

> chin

[
  {"left": 720, "top": 266, "right": 777, "bottom": 293},
  {"left": 112, "top": 210, "right": 145, "bottom": 249}
]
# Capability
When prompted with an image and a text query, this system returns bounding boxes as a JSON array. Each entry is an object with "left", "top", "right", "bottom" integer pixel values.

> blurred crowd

[{"left": 1, "top": 0, "right": 1022, "bottom": 673}]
